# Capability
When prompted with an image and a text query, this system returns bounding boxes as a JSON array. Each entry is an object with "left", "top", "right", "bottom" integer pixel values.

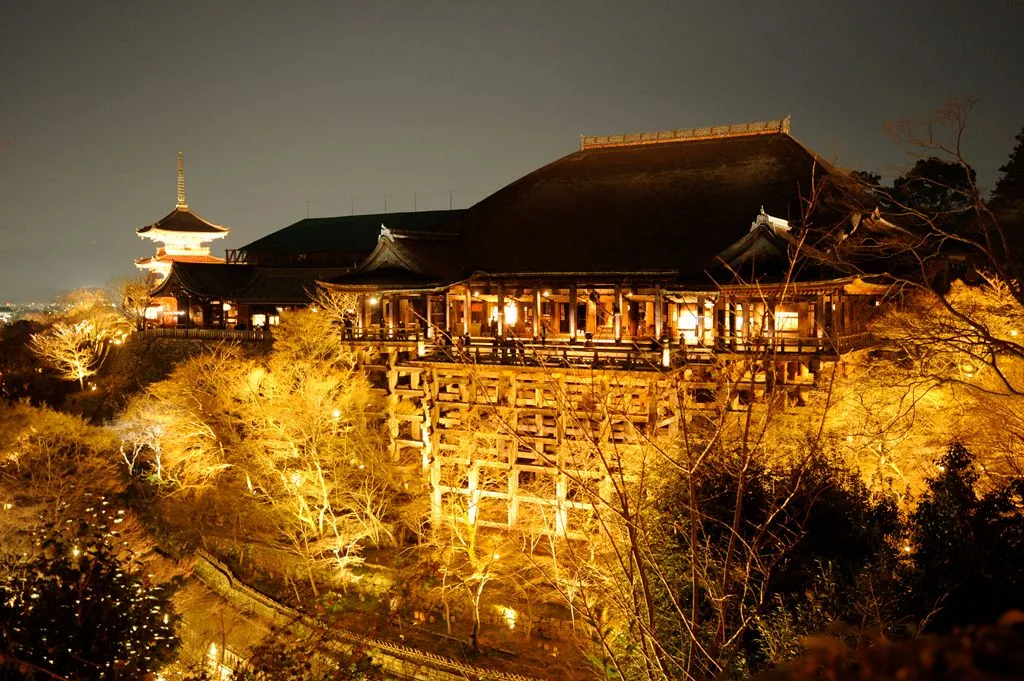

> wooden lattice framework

[{"left": 373, "top": 353, "right": 831, "bottom": 538}]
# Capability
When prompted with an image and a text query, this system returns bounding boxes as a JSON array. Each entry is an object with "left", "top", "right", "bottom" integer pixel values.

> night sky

[{"left": 1, "top": 1, "right": 1022, "bottom": 302}]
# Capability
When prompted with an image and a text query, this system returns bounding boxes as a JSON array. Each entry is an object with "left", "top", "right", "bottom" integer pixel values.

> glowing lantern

[{"left": 503, "top": 300, "right": 518, "bottom": 325}]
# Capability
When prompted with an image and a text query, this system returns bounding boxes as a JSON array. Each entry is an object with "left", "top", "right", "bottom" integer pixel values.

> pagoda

[{"left": 135, "top": 152, "right": 229, "bottom": 285}]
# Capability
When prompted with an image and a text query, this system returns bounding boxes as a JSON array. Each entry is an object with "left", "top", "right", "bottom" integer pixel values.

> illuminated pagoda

[{"left": 135, "top": 152, "right": 229, "bottom": 285}]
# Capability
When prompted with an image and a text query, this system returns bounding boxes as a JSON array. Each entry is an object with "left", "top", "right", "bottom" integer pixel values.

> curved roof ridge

[
  {"left": 137, "top": 206, "right": 230, "bottom": 235},
  {"left": 580, "top": 116, "right": 791, "bottom": 150}
]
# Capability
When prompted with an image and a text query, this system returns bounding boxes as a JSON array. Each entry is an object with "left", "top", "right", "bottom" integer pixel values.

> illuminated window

[
  {"left": 774, "top": 311, "right": 800, "bottom": 332},
  {"left": 252, "top": 313, "right": 267, "bottom": 327}
]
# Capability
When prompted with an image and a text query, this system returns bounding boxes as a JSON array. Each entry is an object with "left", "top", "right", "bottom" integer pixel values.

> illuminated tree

[
  {"left": 810, "top": 100, "right": 1024, "bottom": 484},
  {"left": 116, "top": 311, "right": 404, "bottom": 590},
  {"left": 113, "top": 275, "right": 153, "bottom": 331},
  {"left": 29, "top": 319, "right": 117, "bottom": 390},
  {"left": 0, "top": 403, "right": 124, "bottom": 559}
]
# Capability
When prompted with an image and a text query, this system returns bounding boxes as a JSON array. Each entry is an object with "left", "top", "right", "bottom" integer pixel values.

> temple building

[
  {"left": 146, "top": 210, "right": 462, "bottom": 333},
  {"left": 139, "top": 119, "right": 887, "bottom": 535},
  {"left": 135, "top": 153, "right": 230, "bottom": 326}
]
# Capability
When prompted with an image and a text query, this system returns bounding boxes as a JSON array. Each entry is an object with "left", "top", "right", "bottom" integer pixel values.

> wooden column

[
  {"left": 444, "top": 291, "right": 451, "bottom": 335},
  {"left": 425, "top": 295, "right": 434, "bottom": 338},
  {"left": 463, "top": 288, "right": 471, "bottom": 336},
  {"left": 568, "top": 284, "right": 577, "bottom": 341},
  {"left": 496, "top": 283, "right": 505, "bottom": 337},
  {"left": 614, "top": 284, "right": 623, "bottom": 342},
  {"left": 533, "top": 287, "right": 542, "bottom": 340},
  {"left": 654, "top": 288, "right": 664, "bottom": 340},
  {"left": 728, "top": 299, "right": 737, "bottom": 351},
  {"left": 387, "top": 296, "right": 396, "bottom": 338},
  {"left": 696, "top": 295, "right": 705, "bottom": 345}
]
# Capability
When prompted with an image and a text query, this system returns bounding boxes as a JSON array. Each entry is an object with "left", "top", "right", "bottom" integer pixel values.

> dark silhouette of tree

[
  {"left": 991, "top": 127, "right": 1024, "bottom": 210},
  {"left": 0, "top": 507, "right": 180, "bottom": 680},
  {"left": 901, "top": 443, "right": 1024, "bottom": 633},
  {"left": 891, "top": 158, "right": 977, "bottom": 216}
]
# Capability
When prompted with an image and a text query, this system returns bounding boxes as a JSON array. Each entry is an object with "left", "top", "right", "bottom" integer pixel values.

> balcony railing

[
  {"left": 132, "top": 327, "right": 272, "bottom": 342},
  {"left": 338, "top": 326, "right": 851, "bottom": 370}
]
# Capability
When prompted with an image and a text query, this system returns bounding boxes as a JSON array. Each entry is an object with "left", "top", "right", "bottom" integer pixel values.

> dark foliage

[
  {"left": 0, "top": 508, "right": 180, "bottom": 680},
  {"left": 0, "top": 320, "right": 68, "bottom": 407},
  {"left": 901, "top": 443, "right": 1024, "bottom": 633},
  {"left": 991, "top": 127, "right": 1024, "bottom": 213},
  {"left": 890, "top": 158, "right": 977, "bottom": 216},
  {"left": 652, "top": 450, "right": 901, "bottom": 676},
  {"left": 758, "top": 612, "right": 1024, "bottom": 681}
]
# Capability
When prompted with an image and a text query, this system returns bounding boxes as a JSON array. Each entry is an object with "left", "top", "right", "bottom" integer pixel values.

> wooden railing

[
  {"left": 337, "top": 328, "right": 852, "bottom": 371},
  {"left": 131, "top": 327, "right": 272, "bottom": 342}
]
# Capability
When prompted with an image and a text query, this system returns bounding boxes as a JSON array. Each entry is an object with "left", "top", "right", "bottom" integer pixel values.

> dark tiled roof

[
  {"left": 137, "top": 207, "right": 229, "bottom": 235},
  {"left": 152, "top": 263, "right": 349, "bottom": 305},
  {"left": 238, "top": 210, "right": 464, "bottom": 256},
  {"left": 439, "top": 131, "right": 837, "bottom": 281}
]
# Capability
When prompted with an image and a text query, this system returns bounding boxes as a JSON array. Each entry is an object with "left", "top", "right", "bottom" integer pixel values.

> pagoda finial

[{"left": 176, "top": 151, "right": 188, "bottom": 209}]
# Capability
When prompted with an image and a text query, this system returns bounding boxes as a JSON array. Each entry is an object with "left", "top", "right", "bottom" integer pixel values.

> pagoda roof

[
  {"left": 137, "top": 207, "right": 230, "bottom": 236},
  {"left": 238, "top": 209, "right": 463, "bottom": 257},
  {"left": 431, "top": 119, "right": 840, "bottom": 282},
  {"left": 151, "top": 262, "right": 349, "bottom": 305}
]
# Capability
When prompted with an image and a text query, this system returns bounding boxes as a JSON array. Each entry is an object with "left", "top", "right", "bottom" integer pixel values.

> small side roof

[
  {"left": 151, "top": 262, "right": 351, "bottom": 305},
  {"left": 238, "top": 209, "right": 464, "bottom": 256}
]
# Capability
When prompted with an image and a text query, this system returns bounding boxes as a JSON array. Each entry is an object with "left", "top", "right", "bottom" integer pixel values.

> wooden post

[
  {"left": 444, "top": 291, "right": 451, "bottom": 335},
  {"left": 568, "top": 284, "right": 577, "bottom": 341},
  {"left": 614, "top": 284, "right": 623, "bottom": 342},
  {"left": 728, "top": 299, "right": 737, "bottom": 351},
  {"left": 696, "top": 295, "right": 704, "bottom": 345},
  {"left": 654, "top": 288, "right": 663, "bottom": 340},
  {"left": 463, "top": 288, "right": 472, "bottom": 336},
  {"left": 387, "top": 296, "right": 396, "bottom": 338},
  {"left": 496, "top": 283, "right": 505, "bottom": 337},
  {"left": 424, "top": 295, "right": 433, "bottom": 338},
  {"left": 533, "top": 287, "right": 542, "bottom": 340}
]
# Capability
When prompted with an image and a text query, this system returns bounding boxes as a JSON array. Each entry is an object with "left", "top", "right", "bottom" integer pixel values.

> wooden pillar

[
  {"left": 568, "top": 284, "right": 577, "bottom": 341},
  {"left": 387, "top": 296, "right": 396, "bottom": 337},
  {"left": 654, "top": 288, "right": 664, "bottom": 340},
  {"left": 614, "top": 284, "right": 623, "bottom": 342},
  {"left": 533, "top": 287, "right": 542, "bottom": 340},
  {"left": 496, "top": 283, "right": 505, "bottom": 337},
  {"left": 696, "top": 295, "right": 704, "bottom": 345},
  {"left": 423, "top": 292, "right": 432, "bottom": 335},
  {"left": 444, "top": 291, "right": 451, "bottom": 335},
  {"left": 463, "top": 288, "right": 471, "bottom": 336},
  {"left": 728, "top": 299, "right": 737, "bottom": 351}
]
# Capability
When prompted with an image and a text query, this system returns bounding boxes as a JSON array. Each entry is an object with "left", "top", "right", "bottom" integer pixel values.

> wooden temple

[{"left": 313, "top": 118, "right": 887, "bottom": 536}]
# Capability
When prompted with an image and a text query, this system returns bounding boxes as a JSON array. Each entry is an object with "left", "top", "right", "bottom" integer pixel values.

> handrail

[{"left": 131, "top": 328, "right": 272, "bottom": 342}]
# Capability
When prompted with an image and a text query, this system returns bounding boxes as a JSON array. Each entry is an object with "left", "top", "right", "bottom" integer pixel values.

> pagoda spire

[{"left": 176, "top": 151, "right": 188, "bottom": 209}]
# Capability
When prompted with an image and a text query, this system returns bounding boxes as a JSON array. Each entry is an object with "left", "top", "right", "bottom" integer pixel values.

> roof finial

[{"left": 176, "top": 151, "right": 188, "bottom": 209}]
